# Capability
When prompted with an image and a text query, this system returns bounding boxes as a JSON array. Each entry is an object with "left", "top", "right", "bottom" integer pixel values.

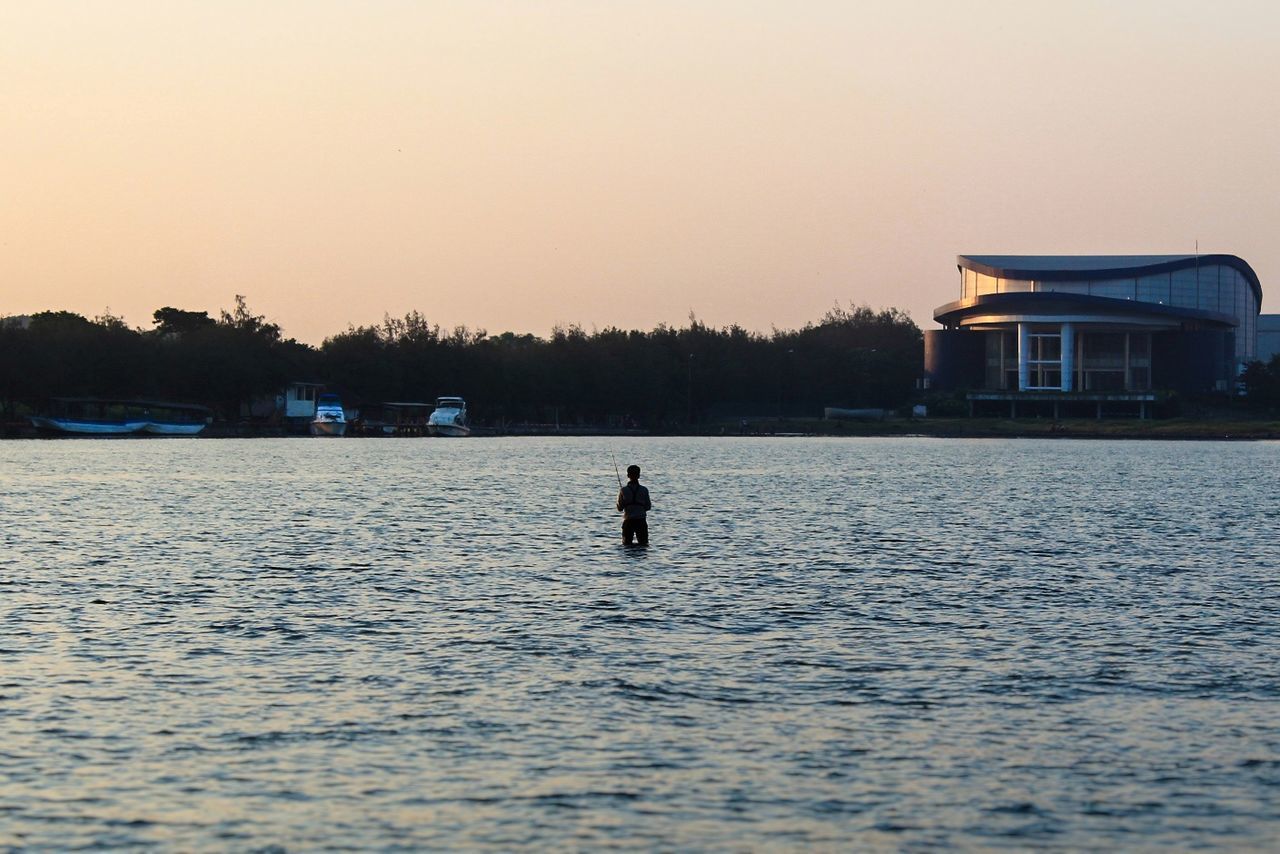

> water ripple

[{"left": 1, "top": 436, "right": 1278, "bottom": 849}]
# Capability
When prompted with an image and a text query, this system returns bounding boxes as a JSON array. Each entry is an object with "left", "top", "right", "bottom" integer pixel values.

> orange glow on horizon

[{"left": 2, "top": 1, "right": 1278, "bottom": 343}]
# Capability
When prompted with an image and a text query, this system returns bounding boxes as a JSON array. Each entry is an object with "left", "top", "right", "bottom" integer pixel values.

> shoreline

[{"left": 5, "top": 417, "right": 1280, "bottom": 441}]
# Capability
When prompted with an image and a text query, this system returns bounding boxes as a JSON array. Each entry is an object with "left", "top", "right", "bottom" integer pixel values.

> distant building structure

[
  {"left": 243, "top": 381, "right": 326, "bottom": 427},
  {"left": 925, "top": 254, "right": 1274, "bottom": 417},
  {"left": 282, "top": 382, "right": 325, "bottom": 420},
  {"left": 1258, "top": 314, "right": 1280, "bottom": 363}
]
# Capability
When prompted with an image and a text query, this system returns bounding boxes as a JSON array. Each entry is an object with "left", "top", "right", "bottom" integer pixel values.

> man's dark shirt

[{"left": 617, "top": 482, "right": 651, "bottom": 520}]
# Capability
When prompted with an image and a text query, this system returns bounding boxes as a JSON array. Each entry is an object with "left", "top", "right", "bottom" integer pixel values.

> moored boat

[
  {"left": 30, "top": 414, "right": 150, "bottom": 435},
  {"left": 310, "top": 393, "right": 348, "bottom": 436},
  {"left": 427, "top": 396, "right": 470, "bottom": 437},
  {"left": 140, "top": 402, "right": 212, "bottom": 435},
  {"left": 141, "top": 419, "right": 209, "bottom": 436},
  {"left": 30, "top": 399, "right": 210, "bottom": 436}
]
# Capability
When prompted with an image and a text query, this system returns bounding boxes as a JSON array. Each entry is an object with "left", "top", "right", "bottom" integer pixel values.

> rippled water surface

[{"left": 2, "top": 436, "right": 1279, "bottom": 850}]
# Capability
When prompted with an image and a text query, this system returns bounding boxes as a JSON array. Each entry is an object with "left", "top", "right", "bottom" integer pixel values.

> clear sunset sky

[{"left": 3, "top": 0, "right": 1277, "bottom": 344}]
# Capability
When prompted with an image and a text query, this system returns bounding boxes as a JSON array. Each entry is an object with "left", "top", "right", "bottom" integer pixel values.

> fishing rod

[{"left": 610, "top": 449, "right": 623, "bottom": 489}]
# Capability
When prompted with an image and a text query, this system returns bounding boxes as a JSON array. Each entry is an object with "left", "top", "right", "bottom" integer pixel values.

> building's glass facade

[
  {"left": 932, "top": 256, "right": 1265, "bottom": 408},
  {"left": 959, "top": 264, "right": 1257, "bottom": 361},
  {"left": 981, "top": 328, "right": 1153, "bottom": 392}
]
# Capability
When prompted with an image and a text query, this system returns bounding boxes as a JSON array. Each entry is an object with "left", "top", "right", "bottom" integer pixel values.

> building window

[
  {"left": 985, "top": 331, "right": 1016, "bottom": 389},
  {"left": 1026, "top": 332, "right": 1062, "bottom": 390},
  {"left": 1128, "top": 333, "right": 1151, "bottom": 390},
  {"left": 1080, "top": 332, "right": 1124, "bottom": 391},
  {"left": 1078, "top": 331, "right": 1151, "bottom": 391}
]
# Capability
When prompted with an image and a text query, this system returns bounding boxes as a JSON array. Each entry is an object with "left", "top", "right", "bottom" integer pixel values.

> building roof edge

[
  {"left": 933, "top": 291, "right": 1241, "bottom": 328},
  {"left": 955, "top": 254, "right": 1262, "bottom": 307}
]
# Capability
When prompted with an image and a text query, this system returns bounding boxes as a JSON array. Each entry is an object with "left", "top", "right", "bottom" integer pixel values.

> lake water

[{"left": 2, "top": 436, "right": 1278, "bottom": 850}]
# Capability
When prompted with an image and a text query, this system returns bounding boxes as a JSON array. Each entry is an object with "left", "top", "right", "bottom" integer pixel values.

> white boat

[
  {"left": 30, "top": 399, "right": 210, "bottom": 436},
  {"left": 427, "top": 396, "right": 471, "bottom": 437},
  {"left": 310, "top": 393, "right": 348, "bottom": 436},
  {"left": 30, "top": 414, "right": 149, "bottom": 435},
  {"left": 141, "top": 420, "right": 208, "bottom": 436},
  {"left": 141, "top": 402, "right": 210, "bottom": 435}
]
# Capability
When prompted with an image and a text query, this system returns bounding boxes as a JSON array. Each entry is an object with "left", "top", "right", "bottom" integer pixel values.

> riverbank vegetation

[
  {"left": 1240, "top": 355, "right": 1280, "bottom": 413},
  {"left": 724, "top": 415, "right": 1280, "bottom": 440},
  {"left": 8, "top": 297, "right": 1279, "bottom": 434},
  {"left": 0, "top": 298, "right": 923, "bottom": 427}
]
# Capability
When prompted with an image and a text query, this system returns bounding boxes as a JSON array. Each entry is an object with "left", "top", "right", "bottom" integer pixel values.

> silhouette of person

[{"left": 616, "top": 464, "right": 652, "bottom": 545}]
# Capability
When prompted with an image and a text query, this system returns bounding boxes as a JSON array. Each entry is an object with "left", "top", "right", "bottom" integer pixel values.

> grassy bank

[
  {"left": 699, "top": 416, "right": 1280, "bottom": 440},
  {"left": 8, "top": 416, "right": 1280, "bottom": 440}
]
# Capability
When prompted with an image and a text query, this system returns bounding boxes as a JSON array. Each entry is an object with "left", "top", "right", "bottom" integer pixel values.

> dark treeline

[
  {"left": 0, "top": 298, "right": 312, "bottom": 423},
  {"left": 1240, "top": 355, "right": 1280, "bottom": 412},
  {"left": 0, "top": 298, "right": 924, "bottom": 426}
]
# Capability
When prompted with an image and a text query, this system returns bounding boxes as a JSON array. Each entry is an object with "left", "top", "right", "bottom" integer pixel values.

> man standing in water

[{"left": 617, "top": 464, "right": 652, "bottom": 545}]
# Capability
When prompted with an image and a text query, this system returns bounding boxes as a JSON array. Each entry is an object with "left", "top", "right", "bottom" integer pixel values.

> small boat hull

[
  {"left": 30, "top": 416, "right": 148, "bottom": 435},
  {"left": 310, "top": 420, "right": 347, "bottom": 437},
  {"left": 142, "top": 421, "right": 207, "bottom": 436}
]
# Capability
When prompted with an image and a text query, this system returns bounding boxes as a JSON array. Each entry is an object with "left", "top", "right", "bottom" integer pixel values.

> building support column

[
  {"left": 1060, "top": 322, "right": 1075, "bottom": 391},
  {"left": 1017, "top": 323, "right": 1030, "bottom": 391}
]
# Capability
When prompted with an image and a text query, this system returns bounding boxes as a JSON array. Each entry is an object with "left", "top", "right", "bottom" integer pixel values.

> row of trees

[
  {"left": 0, "top": 298, "right": 925, "bottom": 426},
  {"left": 321, "top": 305, "right": 924, "bottom": 425},
  {"left": 1240, "top": 355, "right": 1280, "bottom": 411},
  {"left": 0, "top": 298, "right": 311, "bottom": 423}
]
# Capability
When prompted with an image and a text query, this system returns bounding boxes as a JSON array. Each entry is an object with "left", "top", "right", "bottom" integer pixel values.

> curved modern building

[{"left": 925, "top": 254, "right": 1264, "bottom": 416}]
